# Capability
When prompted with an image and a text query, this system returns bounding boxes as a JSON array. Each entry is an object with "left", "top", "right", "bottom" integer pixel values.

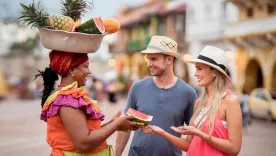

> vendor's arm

[{"left": 59, "top": 107, "right": 143, "bottom": 152}]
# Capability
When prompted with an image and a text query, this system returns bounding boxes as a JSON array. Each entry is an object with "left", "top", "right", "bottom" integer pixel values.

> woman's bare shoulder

[{"left": 223, "top": 94, "right": 240, "bottom": 107}]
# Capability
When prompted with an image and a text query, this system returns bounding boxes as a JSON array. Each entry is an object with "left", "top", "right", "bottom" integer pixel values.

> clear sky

[{"left": 0, "top": 0, "right": 148, "bottom": 21}]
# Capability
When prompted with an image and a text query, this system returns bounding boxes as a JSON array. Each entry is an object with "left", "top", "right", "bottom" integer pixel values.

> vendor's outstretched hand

[{"left": 114, "top": 115, "right": 144, "bottom": 131}]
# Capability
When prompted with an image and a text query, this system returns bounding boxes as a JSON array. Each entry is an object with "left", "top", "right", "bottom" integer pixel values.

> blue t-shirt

[{"left": 124, "top": 77, "right": 197, "bottom": 156}]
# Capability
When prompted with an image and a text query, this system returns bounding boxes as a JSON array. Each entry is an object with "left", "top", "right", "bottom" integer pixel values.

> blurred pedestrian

[
  {"left": 142, "top": 46, "right": 242, "bottom": 156},
  {"left": 240, "top": 89, "right": 250, "bottom": 128},
  {"left": 87, "top": 76, "right": 98, "bottom": 100},
  {"left": 107, "top": 80, "right": 118, "bottom": 105}
]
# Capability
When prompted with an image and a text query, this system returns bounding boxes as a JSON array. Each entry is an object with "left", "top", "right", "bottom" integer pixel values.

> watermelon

[
  {"left": 126, "top": 108, "right": 153, "bottom": 126},
  {"left": 75, "top": 17, "right": 105, "bottom": 34}
]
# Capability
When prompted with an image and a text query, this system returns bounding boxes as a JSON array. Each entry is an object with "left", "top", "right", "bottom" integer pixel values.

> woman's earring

[{"left": 69, "top": 70, "right": 74, "bottom": 77}]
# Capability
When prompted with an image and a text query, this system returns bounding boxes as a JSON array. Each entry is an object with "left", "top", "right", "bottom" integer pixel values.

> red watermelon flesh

[
  {"left": 93, "top": 17, "right": 105, "bottom": 33},
  {"left": 126, "top": 108, "right": 153, "bottom": 124}
]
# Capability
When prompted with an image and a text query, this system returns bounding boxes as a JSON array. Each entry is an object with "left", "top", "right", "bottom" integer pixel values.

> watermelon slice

[
  {"left": 75, "top": 17, "right": 105, "bottom": 34},
  {"left": 126, "top": 108, "right": 153, "bottom": 126}
]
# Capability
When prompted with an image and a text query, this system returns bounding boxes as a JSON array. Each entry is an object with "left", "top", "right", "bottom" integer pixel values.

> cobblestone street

[{"left": 1, "top": 97, "right": 276, "bottom": 156}]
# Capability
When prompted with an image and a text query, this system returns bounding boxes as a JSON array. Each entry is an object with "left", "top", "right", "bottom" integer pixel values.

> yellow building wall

[
  {"left": 238, "top": 3, "right": 271, "bottom": 20},
  {"left": 239, "top": 5, "right": 247, "bottom": 20},
  {"left": 268, "top": 48, "right": 276, "bottom": 90},
  {"left": 254, "top": 4, "right": 267, "bottom": 18},
  {"left": 236, "top": 47, "right": 276, "bottom": 94}
]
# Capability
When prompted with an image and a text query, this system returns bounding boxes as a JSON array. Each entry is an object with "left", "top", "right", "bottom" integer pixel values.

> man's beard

[{"left": 150, "top": 67, "right": 166, "bottom": 76}]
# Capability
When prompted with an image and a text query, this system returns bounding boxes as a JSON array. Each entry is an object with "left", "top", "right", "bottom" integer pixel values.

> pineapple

[
  {"left": 18, "top": 1, "right": 75, "bottom": 31},
  {"left": 61, "top": 0, "right": 92, "bottom": 22},
  {"left": 47, "top": 15, "right": 75, "bottom": 31}
]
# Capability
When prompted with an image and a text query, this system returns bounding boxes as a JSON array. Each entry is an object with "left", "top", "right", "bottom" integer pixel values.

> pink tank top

[{"left": 187, "top": 90, "right": 233, "bottom": 156}]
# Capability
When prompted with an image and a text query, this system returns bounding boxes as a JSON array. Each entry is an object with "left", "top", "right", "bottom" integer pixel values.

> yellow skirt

[{"left": 63, "top": 145, "right": 113, "bottom": 156}]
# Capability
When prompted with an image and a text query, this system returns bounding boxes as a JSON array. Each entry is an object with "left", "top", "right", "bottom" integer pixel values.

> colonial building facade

[
  {"left": 186, "top": 0, "right": 276, "bottom": 93},
  {"left": 224, "top": 0, "right": 276, "bottom": 93},
  {"left": 110, "top": 0, "right": 189, "bottom": 82}
]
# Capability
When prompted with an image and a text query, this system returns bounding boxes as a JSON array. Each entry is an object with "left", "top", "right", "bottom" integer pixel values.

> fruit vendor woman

[
  {"left": 17, "top": 0, "right": 140, "bottom": 155},
  {"left": 37, "top": 51, "right": 143, "bottom": 156}
]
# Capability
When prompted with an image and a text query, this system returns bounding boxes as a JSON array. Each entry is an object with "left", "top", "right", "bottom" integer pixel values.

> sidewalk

[{"left": 1, "top": 97, "right": 276, "bottom": 156}]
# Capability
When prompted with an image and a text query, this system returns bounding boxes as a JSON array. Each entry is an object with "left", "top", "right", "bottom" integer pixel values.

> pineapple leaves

[
  {"left": 17, "top": 0, "right": 49, "bottom": 28},
  {"left": 60, "top": 0, "right": 94, "bottom": 21}
]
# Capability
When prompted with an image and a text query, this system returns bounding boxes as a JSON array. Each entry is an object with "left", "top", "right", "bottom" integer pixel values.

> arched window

[
  {"left": 267, "top": 3, "right": 275, "bottom": 14},
  {"left": 247, "top": 7, "right": 253, "bottom": 17}
]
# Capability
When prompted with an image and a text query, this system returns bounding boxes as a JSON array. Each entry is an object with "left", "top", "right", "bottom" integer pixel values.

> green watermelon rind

[
  {"left": 76, "top": 18, "right": 105, "bottom": 34},
  {"left": 126, "top": 113, "right": 153, "bottom": 126}
]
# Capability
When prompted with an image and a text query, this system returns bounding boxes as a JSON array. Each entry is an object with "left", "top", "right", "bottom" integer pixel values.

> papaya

[{"left": 102, "top": 18, "right": 120, "bottom": 33}]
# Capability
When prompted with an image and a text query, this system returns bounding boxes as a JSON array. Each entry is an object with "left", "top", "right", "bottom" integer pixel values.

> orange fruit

[{"left": 102, "top": 18, "right": 120, "bottom": 33}]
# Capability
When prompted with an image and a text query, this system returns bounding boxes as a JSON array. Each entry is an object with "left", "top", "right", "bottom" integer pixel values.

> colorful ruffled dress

[{"left": 41, "top": 82, "right": 111, "bottom": 156}]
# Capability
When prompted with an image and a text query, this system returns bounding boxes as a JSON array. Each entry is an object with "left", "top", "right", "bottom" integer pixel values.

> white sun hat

[
  {"left": 141, "top": 36, "right": 180, "bottom": 58},
  {"left": 186, "top": 46, "right": 231, "bottom": 82},
  {"left": 38, "top": 27, "right": 106, "bottom": 53}
]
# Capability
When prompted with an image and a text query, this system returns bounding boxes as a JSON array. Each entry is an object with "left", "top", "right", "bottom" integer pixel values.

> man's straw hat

[{"left": 141, "top": 36, "right": 180, "bottom": 58}]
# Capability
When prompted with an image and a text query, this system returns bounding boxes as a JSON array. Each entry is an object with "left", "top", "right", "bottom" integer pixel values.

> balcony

[
  {"left": 128, "top": 40, "right": 141, "bottom": 52},
  {"left": 224, "top": 15, "right": 276, "bottom": 39},
  {"left": 145, "top": 36, "right": 151, "bottom": 45},
  {"left": 127, "top": 36, "right": 152, "bottom": 52}
]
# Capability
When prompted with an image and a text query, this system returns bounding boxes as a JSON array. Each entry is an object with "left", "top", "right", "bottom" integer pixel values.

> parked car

[{"left": 248, "top": 88, "right": 276, "bottom": 122}]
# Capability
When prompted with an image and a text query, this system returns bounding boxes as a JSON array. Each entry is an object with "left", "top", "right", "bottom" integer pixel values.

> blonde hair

[{"left": 190, "top": 68, "right": 233, "bottom": 135}]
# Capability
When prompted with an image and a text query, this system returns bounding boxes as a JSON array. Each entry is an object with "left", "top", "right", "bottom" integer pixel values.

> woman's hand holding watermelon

[{"left": 114, "top": 115, "right": 144, "bottom": 131}]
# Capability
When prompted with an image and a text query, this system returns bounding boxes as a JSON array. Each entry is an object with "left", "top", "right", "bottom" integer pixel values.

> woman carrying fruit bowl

[
  {"left": 142, "top": 46, "right": 242, "bottom": 156},
  {"left": 38, "top": 51, "right": 144, "bottom": 156},
  {"left": 19, "top": 1, "right": 140, "bottom": 156}
]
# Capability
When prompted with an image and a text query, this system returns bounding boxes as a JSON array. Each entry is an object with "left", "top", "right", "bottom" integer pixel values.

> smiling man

[{"left": 115, "top": 36, "right": 197, "bottom": 156}]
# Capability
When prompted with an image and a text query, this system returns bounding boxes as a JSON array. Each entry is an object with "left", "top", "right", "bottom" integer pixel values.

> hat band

[
  {"left": 197, "top": 55, "right": 226, "bottom": 71},
  {"left": 147, "top": 45, "right": 166, "bottom": 52}
]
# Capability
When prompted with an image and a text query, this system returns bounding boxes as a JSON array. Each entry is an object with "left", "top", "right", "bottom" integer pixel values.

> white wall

[
  {"left": 185, "top": 0, "right": 239, "bottom": 86},
  {"left": 186, "top": 0, "right": 225, "bottom": 42}
]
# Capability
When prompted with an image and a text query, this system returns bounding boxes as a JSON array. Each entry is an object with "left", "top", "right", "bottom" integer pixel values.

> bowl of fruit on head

[{"left": 18, "top": 0, "right": 120, "bottom": 53}]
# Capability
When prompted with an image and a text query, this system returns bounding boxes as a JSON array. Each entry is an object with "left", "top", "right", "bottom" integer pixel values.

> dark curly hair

[{"left": 34, "top": 66, "right": 58, "bottom": 107}]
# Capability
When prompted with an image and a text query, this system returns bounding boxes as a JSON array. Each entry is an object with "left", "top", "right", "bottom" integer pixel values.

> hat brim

[
  {"left": 141, "top": 48, "right": 180, "bottom": 58},
  {"left": 38, "top": 27, "right": 107, "bottom": 53},
  {"left": 187, "top": 59, "right": 231, "bottom": 82}
]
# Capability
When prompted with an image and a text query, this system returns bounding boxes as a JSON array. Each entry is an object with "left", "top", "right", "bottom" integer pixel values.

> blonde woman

[{"left": 142, "top": 46, "right": 242, "bottom": 156}]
